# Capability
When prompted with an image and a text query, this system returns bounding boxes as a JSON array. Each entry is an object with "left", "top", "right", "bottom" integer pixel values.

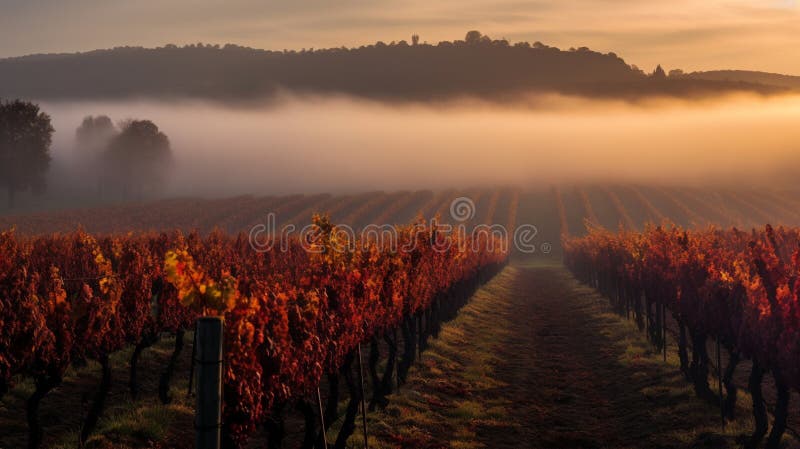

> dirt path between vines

[
  {"left": 368, "top": 263, "right": 762, "bottom": 449},
  {"left": 3, "top": 262, "right": 786, "bottom": 449}
]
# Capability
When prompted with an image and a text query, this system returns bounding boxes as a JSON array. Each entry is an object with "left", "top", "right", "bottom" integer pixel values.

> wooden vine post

[
  {"left": 357, "top": 343, "right": 370, "bottom": 449},
  {"left": 717, "top": 338, "right": 725, "bottom": 430},
  {"left": 317, "top": 387, "right": 329, "bottom": 449},
  {"left": 196, "top": 317, "right": 224, "bottom": 449},
  {"left": 662, "top": 303, "right": 667, "bottom": 362}
]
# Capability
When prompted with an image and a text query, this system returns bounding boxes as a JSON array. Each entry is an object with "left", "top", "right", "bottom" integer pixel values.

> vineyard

[
  {"left": 564, "top": 225, "right": 800, "bottom": 449},
  {"left": 3, "top": 184, "right": 800, "bottom": 448},
  {"left": 3, "top": 5, "right": 800, "bottom": 448},
  {"left": 0, "top": 214, "right": 506, "bottom": 448},
  {"left": 6, "top": 185, "right": 800, "bottom": 241}
]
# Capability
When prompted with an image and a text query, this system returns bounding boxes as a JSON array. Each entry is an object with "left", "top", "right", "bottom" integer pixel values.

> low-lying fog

[{"left": 39, "top": 93, "right": 800, "bottom": 200}]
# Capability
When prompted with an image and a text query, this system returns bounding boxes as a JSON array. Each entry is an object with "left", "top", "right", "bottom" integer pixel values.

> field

[
  {"left": 6, "top": 184, "right": 800, "bottom": 243},
  {"left": 2, "top": 183, "right": 800, "bottom": 449}
]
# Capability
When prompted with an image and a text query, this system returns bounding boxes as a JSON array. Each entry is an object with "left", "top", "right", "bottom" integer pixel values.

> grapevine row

[
  {"left": 0, "top": 215, "right": 506, "bottom": 448},
  {"left": 563, "top": 225, "right": 800, "bottom": 449}
]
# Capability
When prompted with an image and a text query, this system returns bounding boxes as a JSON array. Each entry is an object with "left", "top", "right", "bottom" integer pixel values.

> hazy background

[
  {"left": 1, "top": 0, "right": 800, "bottom": 75},
  {"left": 34, "top": 93, "right": 800, "bottom": 200}
]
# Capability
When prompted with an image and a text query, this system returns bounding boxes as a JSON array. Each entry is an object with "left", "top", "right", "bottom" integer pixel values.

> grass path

[
  {"left": 3, "top": 262, "right": 791, "bottom": 448},
  {"left": 365, "top": 262, "right": 766, "bottom": 449}
]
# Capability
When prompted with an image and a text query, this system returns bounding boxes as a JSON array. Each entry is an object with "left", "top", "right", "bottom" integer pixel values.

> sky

[{"left": 1, "top": 0, "right": 799, "bottom": 74}]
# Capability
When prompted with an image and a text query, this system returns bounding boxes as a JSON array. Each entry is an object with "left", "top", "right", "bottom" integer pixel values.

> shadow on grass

[{"left": 361, "top": 264, "right": 781, "bottom": 449}]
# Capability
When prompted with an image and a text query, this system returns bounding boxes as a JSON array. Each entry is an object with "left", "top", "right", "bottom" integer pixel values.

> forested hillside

[{"left": 0, "top": 31, "right": 786, "bottom": 102}]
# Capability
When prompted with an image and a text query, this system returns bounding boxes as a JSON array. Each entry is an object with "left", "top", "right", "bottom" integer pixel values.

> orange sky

[{"left": 2, "top": 0, "right": 799, "bottom": 74}]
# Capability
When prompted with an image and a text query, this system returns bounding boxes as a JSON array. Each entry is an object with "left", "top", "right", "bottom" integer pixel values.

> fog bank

[{"left": 39, "top": 93, "right": 800, "bottom": 198}]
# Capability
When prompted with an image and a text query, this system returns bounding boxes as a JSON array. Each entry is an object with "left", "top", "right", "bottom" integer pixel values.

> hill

[
  {"left": 0, "top": 32, "right": 787, "bottom": 102},
  {"left": 685, "top": 70, "right": 800, "bottom": 90}
]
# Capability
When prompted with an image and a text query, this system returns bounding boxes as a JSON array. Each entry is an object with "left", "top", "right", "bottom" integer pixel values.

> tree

[
  {"left": 103, "top": 120, "right": 172, "bottom": 199},
  {"left": 76, "top": 115, "right": 117, "bottom": 196},
  {"left": 0, "top": 100, "right": 54, "bottom": 209},
  {"left": 669, "top": 69, "right": 685, "bottom": 78},
  {"left": 76, "top": 115, "right": 116, "bottom": 157},
  {"left": 652, "top": 64, "right": 667, "bottom": 80},
  {"left": 465, "top": 30, "right": 488, "bottom": 45}
]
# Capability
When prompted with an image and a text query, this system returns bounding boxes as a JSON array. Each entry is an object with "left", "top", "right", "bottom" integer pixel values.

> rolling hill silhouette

[
  {"left": 0, "top": 32, "right": 791, "bottom": 103},
  {"left": 684, "top": 70, "right": 800, "bottom": 90}
]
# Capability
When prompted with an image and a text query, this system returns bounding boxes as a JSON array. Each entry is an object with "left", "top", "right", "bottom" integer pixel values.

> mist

[{"left": 37, "top": 93, "right": 800, "bottom": 201}]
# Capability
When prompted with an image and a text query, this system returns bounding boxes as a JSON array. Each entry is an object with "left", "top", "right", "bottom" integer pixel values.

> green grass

[
  {"left": 341, "top": 267, "right": 520, "bottom": 448},
  {"left": 353, "top": 263, "right": 795, "bottom": 449},
  {"left": 0, "top": 333, "right": 195, "bottom": 449}
]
